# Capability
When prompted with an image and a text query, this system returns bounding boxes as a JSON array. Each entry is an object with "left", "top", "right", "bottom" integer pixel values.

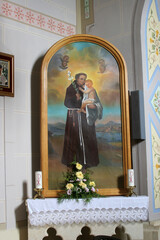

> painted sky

[{"left": 48, "top": 41, "right": 121, "bottom": 123}]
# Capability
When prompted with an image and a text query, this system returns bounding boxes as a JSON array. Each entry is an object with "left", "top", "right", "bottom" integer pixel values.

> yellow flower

[
  {"left": 66, "top": 183, "right": 74, "bottom": 190},
  {"left": 89, "top": 181, "right": 96, "bottom": 187},
  {"left": 156, "top": 30, "right": 159, "bottom": 37},
  {"left": 156, "top": 48, "right": 159, "bottom": 55},
  {"left": 76, "top": 162, "right": 82, "bottom": 170},
  {"left": 79, "top": 181, "right": 87, "bottom": 189},
  {"left": 76, "top": 171, "right": 84, "bottom": 179},
  {"left": 150, "top": 38, "right": 154, "bottom": 43}
]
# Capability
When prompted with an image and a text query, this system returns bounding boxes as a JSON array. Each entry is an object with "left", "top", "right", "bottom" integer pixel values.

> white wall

[
  {"left": 0, "top": 0, "right": 76, "bottom": 231},
  {"left": 88, "top": 0, "right": 137, "bottom": 89}
]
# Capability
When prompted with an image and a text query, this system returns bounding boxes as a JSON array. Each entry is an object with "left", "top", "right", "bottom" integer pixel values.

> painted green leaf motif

[
  {"left": 152, "top": 32, "right": 155, "bottom": 39},
  {"left": 152, "top": 45, "right": 156, "bottom": 50}
]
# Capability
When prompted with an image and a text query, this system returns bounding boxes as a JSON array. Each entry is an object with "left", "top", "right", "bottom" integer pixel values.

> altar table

[{"left": 26, "top": 196, "right": 149, "bottom": 240}]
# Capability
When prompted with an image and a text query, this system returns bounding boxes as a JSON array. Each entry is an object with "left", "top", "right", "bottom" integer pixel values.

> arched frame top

[{"left": 41, "top": 34, "right": 131, "bottom": 197}]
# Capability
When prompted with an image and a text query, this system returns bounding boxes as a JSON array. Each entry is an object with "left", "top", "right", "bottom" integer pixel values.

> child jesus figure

[{"left": 78, "top": 79, "right": 97, "bottom": 113}]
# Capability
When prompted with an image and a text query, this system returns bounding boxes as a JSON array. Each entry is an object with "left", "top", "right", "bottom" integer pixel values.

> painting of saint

[
  {"left": 61, "top": 72, "right": 103, "bottom": 168},
  {"left": 0, "top": 60, "right": 9, "bottom": 87},
  {"left": 47, "top": 41, "right": 123, "bottom": 191}
]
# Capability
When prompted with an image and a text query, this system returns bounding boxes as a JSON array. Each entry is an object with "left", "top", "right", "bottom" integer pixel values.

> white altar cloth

[{"left": 26, "top": 196, "right": 149, "bottom": 226}]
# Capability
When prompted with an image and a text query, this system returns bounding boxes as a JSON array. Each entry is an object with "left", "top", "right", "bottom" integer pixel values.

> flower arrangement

[{"left": 58, "top": 161, "right": 100, "bottom": 203}]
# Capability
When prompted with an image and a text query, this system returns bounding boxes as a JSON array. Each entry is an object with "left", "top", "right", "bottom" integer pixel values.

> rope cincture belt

[{"left": 68, "top": 108, "right": 86, "bottom": 165}]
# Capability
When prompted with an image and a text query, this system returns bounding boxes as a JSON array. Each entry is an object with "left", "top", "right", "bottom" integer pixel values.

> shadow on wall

[
  {"left": 31, "top": 55, "right": 44, "bottom": 197},
  {"left": 41, "top": 225, "right": 131, "bottom": 240},
  {"left": 14, "top": 181, "right": 28, "bottom": 240},
  {"left": 14, "top": 55, "right": 44, "bottom": 240}
]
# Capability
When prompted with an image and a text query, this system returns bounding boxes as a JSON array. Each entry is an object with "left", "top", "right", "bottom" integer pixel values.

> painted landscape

[{"left": 48, "top": 120, "right": 123, "bottom": 190}]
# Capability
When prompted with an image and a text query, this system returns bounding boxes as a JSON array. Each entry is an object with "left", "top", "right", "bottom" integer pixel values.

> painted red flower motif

[
  {"left": 57, "top": 22, "right": 65, "bottom": 35},
  {"left": 66, "top": 26, "right": 75, "bottom": 36},
  {"left": 14, "top": 7, "right": 24, "bottom": 21},
  {"left": 2, "top": 2, "right": 12, "bottom": 17},
  {"left": 36, "top": 14, "right": 45, "bottom": 28},
  {"left": 25, "top": 10, "right": 35, "bottom": 24},
  {"left": 47, "top": 18, "right": 56, "bottom": 32}
]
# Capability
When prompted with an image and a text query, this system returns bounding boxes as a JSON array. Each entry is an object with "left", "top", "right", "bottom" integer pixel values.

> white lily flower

[
  {"left": 67, "top": 70, "right": 71, "bottom": 76},
  {"left": 67, "top": 70, "right": 73, "bottom": 81},
  {"left": 68, "top": 76, "right": 73, "bottom": 81}
]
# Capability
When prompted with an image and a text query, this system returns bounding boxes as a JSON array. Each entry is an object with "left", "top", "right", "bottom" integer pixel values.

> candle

[
  {"left": 128, "top": 169, "right": 135, "bottom": 187},
  {"left": 35, "top": 171, "right": 42, "bottom": 189}
]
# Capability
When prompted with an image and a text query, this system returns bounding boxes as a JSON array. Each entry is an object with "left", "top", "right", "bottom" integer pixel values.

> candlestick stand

[
  {"left": 34, "top": 188, "right": 44, "bottom": 199},
  {"left": 127, "top": 186, "right": 137, "bottom": 197}
]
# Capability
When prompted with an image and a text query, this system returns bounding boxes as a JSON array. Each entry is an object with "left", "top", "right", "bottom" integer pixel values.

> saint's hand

[{"left": 79, "top": 87, "right": 83, "bottom": 92}]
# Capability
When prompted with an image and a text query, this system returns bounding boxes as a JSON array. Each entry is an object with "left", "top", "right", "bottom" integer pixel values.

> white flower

[
  {"left": 67, "top": 70, "right": 71, "bottom": 75},
  {"left": 67, "top": 70, "right": 73, "bottom": 81},
  {"left": 68, "top": 76, "right": 73, "bottom": 81}
]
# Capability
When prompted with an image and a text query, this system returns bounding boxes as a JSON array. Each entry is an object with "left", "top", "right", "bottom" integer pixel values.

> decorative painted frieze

[
  {"left": 151, "top": 123, "right": 160, "bottom": 209},
  {"left": 151, "top": 85, "right": 160, "bottom": 120},
  {"left": 147, "top": 0, "right": 160, "bottom": 81},
  {"left": 0, "top": 0, "right": 76, "bottom": 37}
]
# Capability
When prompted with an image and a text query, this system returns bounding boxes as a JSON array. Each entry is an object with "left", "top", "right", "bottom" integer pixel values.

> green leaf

[{"left": 152, "top": 45, "right": 155, "bottom": 50}]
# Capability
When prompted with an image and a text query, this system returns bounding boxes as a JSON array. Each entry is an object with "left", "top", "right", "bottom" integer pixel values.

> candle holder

[
  {"left": 127, "top": 186, "right": 137, "bottom": 197},
  {"left": 34, "top": 188, "right": 44, "bottom": 199}
]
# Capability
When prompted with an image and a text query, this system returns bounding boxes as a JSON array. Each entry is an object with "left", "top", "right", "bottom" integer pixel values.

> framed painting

[
  {"left": 41, "top": 34, "right": 131, "bottom": 197},
  {"left": 0, "top": 52, "right": 14, "bottom": 97}
]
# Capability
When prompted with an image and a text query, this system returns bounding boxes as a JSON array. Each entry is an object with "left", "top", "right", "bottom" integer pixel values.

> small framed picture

[{"left": 0, "top": 52, "right": 14, "bottom": 97}]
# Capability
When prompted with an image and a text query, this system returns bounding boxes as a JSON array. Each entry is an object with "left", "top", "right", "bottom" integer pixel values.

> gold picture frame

[
  {"left": 41, "top": 34, "right": 131, "bottom": 197},
  {"left": 0, "top": 52, "right": 14, "bottom": 97}
]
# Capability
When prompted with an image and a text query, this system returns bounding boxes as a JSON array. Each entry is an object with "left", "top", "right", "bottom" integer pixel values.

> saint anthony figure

[{"left": 61, "top": 73, "right": 103, "bottom": 168}]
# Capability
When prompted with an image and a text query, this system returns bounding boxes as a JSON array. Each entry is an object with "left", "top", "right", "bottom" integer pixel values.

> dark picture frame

[
  {"left": 41, "top": 34, "right": 131, "bottom": 197},
  {"left": 0, "top": 52, "right": 14, "bottom": 97}
]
